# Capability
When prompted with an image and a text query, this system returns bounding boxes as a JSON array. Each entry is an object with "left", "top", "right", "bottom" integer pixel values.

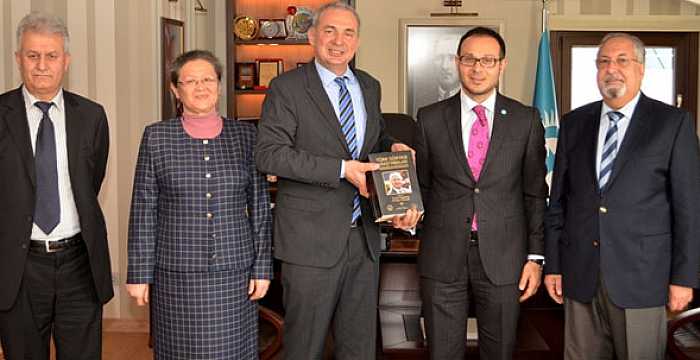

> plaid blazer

[{"left": 127, "top": 118, "right": 272, "bottom": 283}]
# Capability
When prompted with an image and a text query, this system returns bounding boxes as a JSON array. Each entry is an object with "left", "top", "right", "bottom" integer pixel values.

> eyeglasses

[
  {"left": 457, "top": 55, "right": 502, "bottom": 68},
  {"left": 177, "top": 77, "right": 218, "bottom": 88},
  {"left": 595, "top": 57, "right": 640, "bottom": 69}
]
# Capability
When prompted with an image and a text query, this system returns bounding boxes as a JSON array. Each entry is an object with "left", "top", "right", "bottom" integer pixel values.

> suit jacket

[
  {"left": 0, "top": 86, "right": 112, "bottom": 310},
  {"left": 255, "top": 62, "right": 395, "bottom": 267},
  {"left": 415, "top": 93, "right": 547, "bottom": 285},
  {"left": 544, "top": 94, "right": 700, "bottom": 308},
  {"left": 127, "top": 119, "right": 272, "bottom": 283}
]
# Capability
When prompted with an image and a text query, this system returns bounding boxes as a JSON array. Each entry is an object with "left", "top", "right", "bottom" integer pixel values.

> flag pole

[{"left": 542, "top": 0, "right": 548, "bottom": 34}]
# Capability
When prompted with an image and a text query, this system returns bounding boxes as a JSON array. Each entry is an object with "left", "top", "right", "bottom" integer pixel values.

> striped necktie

[
  {"left": 335, "top": 76, "right": 361, "bottom": 223},
  {"left": 599, "top": 111, "right": 623, "bottom": 191},
  {"left": 34, "top": 101, "right": 61, "bottom": 234}
]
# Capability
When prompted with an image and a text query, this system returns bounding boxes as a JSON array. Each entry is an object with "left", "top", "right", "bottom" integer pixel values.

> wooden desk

[
  {"left": 378, "top": 242, "right": 564, "bottom": 359},
  {"left": 379, "top": 307, "right": 552, "bottom": 360}
]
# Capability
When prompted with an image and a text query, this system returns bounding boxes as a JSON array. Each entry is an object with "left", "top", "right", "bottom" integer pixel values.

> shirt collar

[
  {"left": 314, "top": 60, "right": 357, "bottom": 88},
  {"left": 22, "top": 85, "right": 65, "bottom": 113},
  {"left": 460, "top": 88, "right": 497, "bottom": 114},
  {"left": 601, "top": 91, "right": 641, "bottom": 121}
]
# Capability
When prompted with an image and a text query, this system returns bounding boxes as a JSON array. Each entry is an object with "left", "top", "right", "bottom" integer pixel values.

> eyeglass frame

[
  {"left": 177, "top": 76, "right": 219, "bottom": 88},
  {"left": 594, "top": 57, "right": 641, "bottom": 70},
  {"left": 456, "top": 55, "right": 504, "bottom": 68}
]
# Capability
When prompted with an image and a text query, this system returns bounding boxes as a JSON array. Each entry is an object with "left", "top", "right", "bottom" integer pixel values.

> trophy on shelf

[
  {"left": 285, "top": 6, "right": 297, "bottom": 39},
  {"left": 285, "top": 6, "right": 312, "bottom": 40}
]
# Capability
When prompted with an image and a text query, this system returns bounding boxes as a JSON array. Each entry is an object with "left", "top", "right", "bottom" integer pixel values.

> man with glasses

[
  {"left": 544, "top": 32, "right": 700, "bottom": 359},
  {"left": 414, "top": 26, "right": 547, "bottom": 359}
]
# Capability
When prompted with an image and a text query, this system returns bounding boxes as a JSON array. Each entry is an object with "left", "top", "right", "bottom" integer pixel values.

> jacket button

[
  {"left": 599, "top": 206, "right": 607, "bottom": 214},
  {"left": 474, "top": 188, "right": 480, "bottom": 194},
  {"left": 593, "top": 240, "right": 599, "bottom": 247},
  {"left": 21, "top": 244, "right": 27, "bottom": 249}
]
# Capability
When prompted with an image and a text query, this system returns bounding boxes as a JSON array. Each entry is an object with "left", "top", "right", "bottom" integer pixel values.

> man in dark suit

[
  {"left": 414, "top": 27, "right": 547, "bottom": 360},
  {"left": 544, "top": 33, "right": 700, "bottom": 359},
  {"left": 255, "top": 2, "right": 419, "bottom": 359},
  {"left": 0, "top": 12, "right": 112, "bottom": 360}
]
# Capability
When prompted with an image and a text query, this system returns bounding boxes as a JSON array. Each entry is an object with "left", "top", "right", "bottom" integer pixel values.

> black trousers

[
  {"left": 421, "top": 242, "right": 520, "bottom": 360},
  {"left": 281, "top": 227, "right": 379, "bottom": 360},
  {"left": 0, "top": 237, "right": 102, "bottom": 360}
]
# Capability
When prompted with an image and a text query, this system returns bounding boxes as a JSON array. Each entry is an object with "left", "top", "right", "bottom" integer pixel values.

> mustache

[{"left": 604, "top": 75, "right": 624, "bottom": 83}]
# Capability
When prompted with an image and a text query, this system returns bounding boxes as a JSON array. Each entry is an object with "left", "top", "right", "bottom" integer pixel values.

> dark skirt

[{"left": 152, "top": 269, "right": 258, "bottom": 359}]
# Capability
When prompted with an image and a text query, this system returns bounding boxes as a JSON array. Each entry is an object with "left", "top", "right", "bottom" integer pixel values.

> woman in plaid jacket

[{"left": 126, "top": 50, "right": 272, "bottom": 359}]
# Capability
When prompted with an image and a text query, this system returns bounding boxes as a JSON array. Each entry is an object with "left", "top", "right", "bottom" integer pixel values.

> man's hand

[
  {"left": 668, "top": 284, "right": 693, "bottom": 312},
  {"left": 518, "top": 261, "right": 542, "bottom": 302},
  {"left": 126, "top": 283, "right": 149, "bottom": 306},
  {"left": 544, "top": 274, "right": 563, "bottom": 304},
  {"left": 344, "top": 160, "right": 380, "bottom": 197},
  {"left": 249, "top": 279, "right": 271, "bottom": 301},
  {"left": 391, "top": 143, "right": 415, "bottom": 163},
  {"left": 390, "top": 207, "right": 421, "bottom": 231}
]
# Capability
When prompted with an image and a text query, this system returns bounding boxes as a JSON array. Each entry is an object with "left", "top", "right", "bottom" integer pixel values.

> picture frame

[
  {"left": 399, "top": 19, "right": 504, "bottom": 119},
  {"left": 235, "top": 62, "right": 257, "bottom": 90},
  {"left": 255, "top": 58, "right": 284, "bottom": 89},
  {"left": 161, "top": 17, "right": 185, "bottom": 120}
]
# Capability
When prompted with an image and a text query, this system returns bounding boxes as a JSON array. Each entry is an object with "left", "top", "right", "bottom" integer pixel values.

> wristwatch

[{"left": 528, "top": 259, "right": 545, "bottom": 267}]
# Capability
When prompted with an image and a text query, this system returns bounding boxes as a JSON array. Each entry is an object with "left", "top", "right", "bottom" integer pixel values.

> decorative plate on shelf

[
  {"left": 259, "top": 19, "right": 287, "bottom": 39},
  {"left": 291, "top": 7, "right": 313, "bottom": 37},
  {"left": 233, "top": 15, "right": 258, "bottom": 40}
]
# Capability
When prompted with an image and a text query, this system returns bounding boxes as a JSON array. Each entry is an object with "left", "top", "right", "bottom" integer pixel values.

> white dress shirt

[
  {"left": 313, "top": 60, "right": 368, "bottom": 178},
  {"left": 460, "top": 88, "right": 496, "bottom": 153},
  {"left": 23, "top": 86, "right": 81, "bottom": 241}
]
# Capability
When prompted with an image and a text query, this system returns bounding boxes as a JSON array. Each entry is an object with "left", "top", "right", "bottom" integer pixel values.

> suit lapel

[
  {"left": 357, "top": 73, "right": 378, "bottom": 159},
  {"left": 480, "top": 94, "right": 510, "bottom": 177},
  {"left": 443, "top": 94, "right": 474, "bottom": 182},
  {"left": 2, "top": 87, "right": 36, "bottom": 186},
  {"left": 605, "top": 94, "right": 651, "bottom": 190},
  {"left": 63, "top": 91, "right": 82, "bottom": 193},
  {"left": 303, "top": 63, "right": 351, "bottom": 155},
  {"left": 585, "top": 103, "right": 603, "bottom": 190}
]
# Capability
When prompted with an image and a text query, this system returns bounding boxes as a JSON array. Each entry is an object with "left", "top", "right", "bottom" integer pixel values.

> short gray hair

[
  {"left": 311, "top": 2, "right": 360, "bottom": 33},
  {"left": 16, "top": 11, "right": 70, "bottom": 53},
  {"left": 598, "top": 32, "right": 645, "bottom": 65}
]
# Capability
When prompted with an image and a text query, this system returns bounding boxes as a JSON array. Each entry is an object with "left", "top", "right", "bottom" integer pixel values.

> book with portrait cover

[{"left": 366, "top": 151, "right": 424, "bottom": 222}]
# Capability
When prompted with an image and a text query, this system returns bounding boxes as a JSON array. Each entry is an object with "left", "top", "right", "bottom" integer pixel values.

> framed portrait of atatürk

[{"left": 399, "top": 19, "right": 504, "bottom": 119}]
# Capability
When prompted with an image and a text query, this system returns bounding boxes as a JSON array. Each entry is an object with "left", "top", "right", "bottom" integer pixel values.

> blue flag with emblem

[{"left": 533, "top": 26, "right": 559, "bottom": 187}]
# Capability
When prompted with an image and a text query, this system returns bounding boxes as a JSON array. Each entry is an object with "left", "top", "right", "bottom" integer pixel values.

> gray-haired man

[{"left": 0, "top": 12, "right": 112, "bottom": 359}]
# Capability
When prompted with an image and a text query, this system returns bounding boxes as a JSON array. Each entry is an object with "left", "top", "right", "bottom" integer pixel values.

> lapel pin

[{"left": 500, "top": 109, "right": 507, "bottom": 115}]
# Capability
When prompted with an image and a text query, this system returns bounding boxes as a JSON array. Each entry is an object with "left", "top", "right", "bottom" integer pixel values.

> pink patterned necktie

[{"left": 468, "top": 105, "right": 490, "bottom": 230}]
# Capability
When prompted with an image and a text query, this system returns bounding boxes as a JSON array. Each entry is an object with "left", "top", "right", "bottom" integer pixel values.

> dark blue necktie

[
  {"left": 34, "top": 101, "right": 60, "bottom": 234},
  {"left": 599, "top": 111, "right": 623, "bottom": 191},
  {"left": 334, "top": 77, "right": 361, "bottom": 223}
]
